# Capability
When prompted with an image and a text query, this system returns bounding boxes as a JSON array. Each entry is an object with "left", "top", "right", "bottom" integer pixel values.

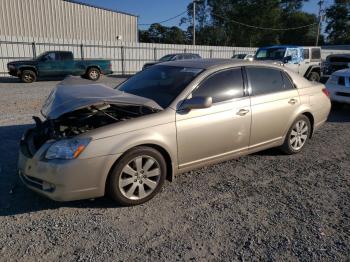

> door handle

[
  {"left": 237, "top": 109, "right": 249, "bottom": 116},
  {"left": 288, "top": 99, "right": 297, "bottom": 105}
]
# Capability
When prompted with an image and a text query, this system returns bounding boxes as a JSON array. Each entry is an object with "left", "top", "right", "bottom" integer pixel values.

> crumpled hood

[{"left": 41, "top": 76, "right": 163, "bottom": 119}]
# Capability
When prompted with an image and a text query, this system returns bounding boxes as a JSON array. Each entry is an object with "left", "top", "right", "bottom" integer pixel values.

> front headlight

[{"left": 45, "top": 138, "right": 91, "bottom": 160}]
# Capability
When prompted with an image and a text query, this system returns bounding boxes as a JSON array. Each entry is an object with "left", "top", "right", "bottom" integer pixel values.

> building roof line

[{"left": 63, "top": 0, "right": 138, "bottom": 17}]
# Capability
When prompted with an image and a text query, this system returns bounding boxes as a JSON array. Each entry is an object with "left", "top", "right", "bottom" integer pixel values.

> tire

[
  {"left": 21, "top": 70, "right": 37, "bottom": 83},
  {"left": 308, "top": 71, "right": 320, "bottom": 82},
  {"left": 86, "top": 67, "right": 100, "bottom": 81},
  {"left": 280, "top": 115, "right": 311, "bottom": 155},
  {"left": 108, "top": 146, "right": 166, "bottom": 206}
]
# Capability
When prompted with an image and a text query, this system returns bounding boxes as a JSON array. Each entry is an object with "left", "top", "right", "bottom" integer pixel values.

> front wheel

[
  {"left": 108, "top": 147, "right": 166, "bottom": 206},
  {"left": 86, "top": 67, "right": 100, "bottom": 81},
  {"left": 281, "top": 115, "right": 311, "bottom": 154},
  {"left": 21, "top": 70, "right": 37, "bottom": 83},
  {"left": 308, "top": 71, "right": 320, "bottom": 82}
]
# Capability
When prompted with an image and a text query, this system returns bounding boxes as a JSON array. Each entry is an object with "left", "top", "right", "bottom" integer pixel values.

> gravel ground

[{"left": 0, "top": 76, "right": 349, "bottom": 261}]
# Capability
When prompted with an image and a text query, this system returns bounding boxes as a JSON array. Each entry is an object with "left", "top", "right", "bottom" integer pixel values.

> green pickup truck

[{"left": 7, "top": 51, "right": 113, "bottom": 83}]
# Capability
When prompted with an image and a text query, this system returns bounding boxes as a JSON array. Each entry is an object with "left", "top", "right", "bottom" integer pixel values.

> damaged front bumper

[{"left": 18, "top": 131, "right": 121, "bottom": 202}]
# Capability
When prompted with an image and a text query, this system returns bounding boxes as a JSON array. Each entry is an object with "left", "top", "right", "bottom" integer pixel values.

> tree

[
  {"left": 325, "top": 0, "right": 350, "bottom": 44},
  {"left": 181, "top": 0, "right": 321, "bottom": 47},
  {"left": 139, "top": 24, "right": 188, "bottom": 44}
]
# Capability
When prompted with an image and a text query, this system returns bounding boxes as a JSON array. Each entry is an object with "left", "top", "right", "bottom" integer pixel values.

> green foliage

[
  {"left": 138, "top": 0, "right": 336, "bottom": 46},
  {"left": 325, "top": 0, "right": 350, "bottom": 44},
  {"left": 139, "top": 24, "right": 188, "bottom": 44}
]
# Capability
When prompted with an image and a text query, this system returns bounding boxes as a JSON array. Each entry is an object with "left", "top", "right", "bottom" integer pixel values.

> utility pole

[
  {"left": 315, "top": 0, "right": 324, "bottom": 46},
  {"left": 193, "top": 0, "right": 196, "bottom": 46}
]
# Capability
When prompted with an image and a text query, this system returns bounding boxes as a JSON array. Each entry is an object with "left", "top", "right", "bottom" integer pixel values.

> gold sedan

[{"left": 18, "top": 59, "right": 331, "bottom": 205}]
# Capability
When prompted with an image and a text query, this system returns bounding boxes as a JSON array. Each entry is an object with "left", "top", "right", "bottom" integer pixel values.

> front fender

[{"left": 78, "top": 121, "right": 178, "bottom": 181}]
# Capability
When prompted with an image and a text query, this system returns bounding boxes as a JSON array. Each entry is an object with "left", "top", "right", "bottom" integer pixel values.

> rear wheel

[
  {"left": 281, "top": 115, "right": 311, "bottom": 154},
  {"left": 108, "top": 147, "right": 166, "bottom": 206},
  {"left": 21, "top": 70, "right": 37, "bottom": 83},
  {"left": 308, "top": 71, "right": 320, "bottom": 82},
  {"left": 86, "top": 67, "right": 100, "bottom": 81}
]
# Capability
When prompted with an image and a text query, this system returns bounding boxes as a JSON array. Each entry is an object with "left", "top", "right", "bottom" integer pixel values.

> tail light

[
  {"left": 109, "top": 62, "right": 112, "bottom": 69},
  {"left": 322, "top": 88, "right": 330, "bottom": 98}
]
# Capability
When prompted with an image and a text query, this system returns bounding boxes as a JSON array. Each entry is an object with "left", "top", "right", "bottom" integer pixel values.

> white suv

[
  {"left": 254, "top": 46, "right": 322, "bottom": 82},
  {"left": 326, "top": 69, "right": 350, "bottom": 104}
]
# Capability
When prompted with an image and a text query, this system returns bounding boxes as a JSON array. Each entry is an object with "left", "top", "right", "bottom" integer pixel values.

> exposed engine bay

[{"left": 23, "top": 104, "right": 157, "bottom": 156}]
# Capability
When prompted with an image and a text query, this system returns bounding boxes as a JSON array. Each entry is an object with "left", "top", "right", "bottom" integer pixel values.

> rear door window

[
  {"left": 193, "top": 68, "right": 244, "bottom": 103},
  {"left": 246, "top": 67, "right": 292, "bottom": 96},
  {"left": 59, "top": 52, "right": 73, "bottom": 60},
  {"left": 311, "top": 48, "right": 321, "bottom": 60},
  {"left": 281, "top": 71, "right": 295, "bottom": 89},
  {"left": 303, "top": 49, "right": 310, "bottom": 59}
]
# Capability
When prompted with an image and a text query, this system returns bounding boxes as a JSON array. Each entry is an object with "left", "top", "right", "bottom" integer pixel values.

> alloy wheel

[
  {"left": 89, "top": 70, "right": 99, "bottom": 80},
  {"left": 118, "top": 155, "right": 161, "bottom": 200},
  {"left": 290, "top": 120, "right": 308, "bottom": 151},
  {"left": 24, "top": 74, "right": 33, "bottom": 82}
]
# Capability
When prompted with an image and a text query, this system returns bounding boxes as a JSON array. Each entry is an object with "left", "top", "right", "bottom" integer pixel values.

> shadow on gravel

[
  {"left": 328, "top": 105, "right": 350, "bottom": 123},
  {"left": 0, "top": 124, "right": 120, "bottom": 216},
  {"left": 0, "top": 77, "right": 21, "bottom": 83}
]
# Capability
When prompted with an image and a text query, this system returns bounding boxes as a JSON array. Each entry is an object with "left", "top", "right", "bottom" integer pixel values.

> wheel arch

[
  {"left": 104, "top": 143, "right": 174, "bottom": 195},
  {"left": 301, "top": 111, "right": 315, "bottom": 138},
  {"left": 18, "top": 66, "right": 38, "bottom": 75},
  {"left": 85, "top": 65, "right": 101, "bottom": 74}
]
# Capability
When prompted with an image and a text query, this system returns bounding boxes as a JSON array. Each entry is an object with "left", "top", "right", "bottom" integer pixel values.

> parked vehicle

[
  {"left": 142, "top": 53, "right": 201, "bottom": 70},
  {"left": 18, "top": 59, "right": 331, "bottom": 206},
  {"left": 7, "top": 51, "right": 113, "bottom": 83},
  {"left": 323, "top": 54, "right": 350, "bottom": 77},
  {"left": 232, "top": 53, "right": 254, "bottom": 61},
  {"left": 255, "top": 45, "right": 322, "bottom": 82},
  {"left": 326, "top": 68, "right": 350, "bottom": 105}
]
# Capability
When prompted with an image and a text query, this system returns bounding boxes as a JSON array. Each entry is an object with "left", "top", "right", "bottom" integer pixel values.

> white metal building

[{"left": 0, "top": 0, "right": 138, "bottom": 42}]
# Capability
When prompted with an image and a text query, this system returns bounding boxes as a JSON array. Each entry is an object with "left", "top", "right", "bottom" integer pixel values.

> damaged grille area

[{"left": 23, "top": 104, "right": 157, "bottom": 156}]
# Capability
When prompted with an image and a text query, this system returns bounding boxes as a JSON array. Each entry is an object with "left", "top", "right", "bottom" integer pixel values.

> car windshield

[
  {"left": 158, "top": 55, "right": 176, "bottom": 62},
  {"left": 117, "top": 65, "right": 203, "bottom": 108},
  {"left": 255, "top": 48, "right": 286, "bottom": 60}
]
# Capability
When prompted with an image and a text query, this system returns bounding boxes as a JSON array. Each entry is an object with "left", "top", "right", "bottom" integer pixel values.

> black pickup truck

[{"left": 7, "top": 51, "right": 113, "bottom": 83}]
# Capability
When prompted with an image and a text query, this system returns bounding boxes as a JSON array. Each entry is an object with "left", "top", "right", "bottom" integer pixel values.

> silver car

[{"left": 18, "top": 59, "right": 331, "bottom": 205}]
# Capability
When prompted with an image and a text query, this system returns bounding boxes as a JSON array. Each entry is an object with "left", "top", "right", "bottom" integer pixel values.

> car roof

[
  {"left": 258, "top": 45, "right": 300, "bottom": 49},
  {"left": 162, "top": 53, "right": 200, "bottom": 56},
  {"left": 160, "top": 58, "right": 282, "bottom": 70},
  {"left": 332, "top": 69, "right": 350, "bottom": 76},
  {"left": 160, "top": 59, "right": 314, "bottom": 89}
]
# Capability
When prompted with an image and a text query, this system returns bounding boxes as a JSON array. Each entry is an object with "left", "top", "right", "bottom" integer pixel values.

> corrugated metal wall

[{"left": 0, "top": 0, "right": 138, "bottom": 42}]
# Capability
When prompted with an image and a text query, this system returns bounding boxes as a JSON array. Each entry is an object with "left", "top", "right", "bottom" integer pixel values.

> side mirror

[
  {"left": 283, "top": 55, "right": 292, "bottom": 63},
  {"left": 180, "top": 96, "right": 213, "bottom": 111}
]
